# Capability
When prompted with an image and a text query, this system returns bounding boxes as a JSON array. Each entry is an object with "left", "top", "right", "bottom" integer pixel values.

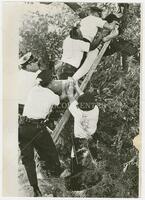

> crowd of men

[{"left": 18, "top": 6, "right": 122, "bottom": 197}]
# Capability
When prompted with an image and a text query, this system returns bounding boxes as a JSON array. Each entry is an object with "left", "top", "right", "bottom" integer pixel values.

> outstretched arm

[
  {"left": 67, "top": 78, "right": 75, "bottom": 103},
  {"left": 102, "top": 24, "right": 119, "bottom": 42}
]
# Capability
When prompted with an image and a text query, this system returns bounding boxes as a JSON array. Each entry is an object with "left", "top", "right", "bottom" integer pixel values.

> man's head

[
  {"left": 89, "top": 6, "right": 103, "bottom": 17},
  {"left": 37, "top": 69, "right": 53, "bottom": 88},
  {"left": 19, "top": 52, "right": 40, "bottom": 72},
  {"left": 77, "top": 92, "right": 96, "bottom": 111},
  {"left": 70, "top": 26, "right": 83, "bottom": 40},
  {"left": 104, "top": 13, "right": 122, "bottom": 23}
]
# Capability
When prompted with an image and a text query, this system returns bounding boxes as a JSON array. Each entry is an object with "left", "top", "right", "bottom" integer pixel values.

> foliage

[
  {"left": 19, "top": 3, "right": 79, "bottom": 68},
  {"left": 19, "top": 2, "right": 140, "bottom": 197},
  {"left": 89, "top": 52, "right": 139, "bottom": 197}
]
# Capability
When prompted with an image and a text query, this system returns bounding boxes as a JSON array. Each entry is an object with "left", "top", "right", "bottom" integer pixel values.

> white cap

[{"left": 19, "top": 52, "right": 32, "bottom": 65}]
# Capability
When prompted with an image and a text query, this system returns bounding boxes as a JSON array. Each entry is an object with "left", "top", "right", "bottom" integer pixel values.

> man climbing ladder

[{"left": 52, "top": 38, "right": 112, "bottom": 144}]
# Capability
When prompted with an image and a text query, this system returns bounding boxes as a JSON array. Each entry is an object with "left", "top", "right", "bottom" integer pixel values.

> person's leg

[
  {"left": 68, "top": 138, "right": 97, "bottom": 191},
  {"left": 34, "top": 127, "right": 62, "bottom": 177},
  {"left": 19, "top": 124, "right": 42, "bottom": 196},
  {"left": 70, "top": 138, "right": 85, "bottom": 175},
  {"left": 66, "top": 138, "right": 88, "bottom": 191}
]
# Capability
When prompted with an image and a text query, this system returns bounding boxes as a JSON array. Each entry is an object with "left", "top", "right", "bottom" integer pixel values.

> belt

[
  {"left": 27, "top": 118, "right": 44, "bottom": 124},
  {"left": 19, "top": 115, "right": 45, "bottom": 126}
]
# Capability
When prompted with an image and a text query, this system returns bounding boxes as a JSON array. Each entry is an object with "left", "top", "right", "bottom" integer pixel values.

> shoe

[{"left": 33, "top": 188, "right": 42, "bottom": 197}]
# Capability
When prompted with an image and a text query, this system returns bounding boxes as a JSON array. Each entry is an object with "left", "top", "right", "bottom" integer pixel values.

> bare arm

[
  {"left": 67, "top": 78, "right": 75, "bottom": 103},
  {"left": 102, "top": 25, "right": 119, "bottom": 42}
]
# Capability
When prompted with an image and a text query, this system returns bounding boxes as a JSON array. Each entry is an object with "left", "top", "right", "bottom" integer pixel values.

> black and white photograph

[{"left": 2, "top": 1, "right": 141, "bottom": 198}]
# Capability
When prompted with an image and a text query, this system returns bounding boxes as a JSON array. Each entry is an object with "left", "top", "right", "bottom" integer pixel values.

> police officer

[{"left": 19, "top": 70, "right": 63, "bottom": 196}]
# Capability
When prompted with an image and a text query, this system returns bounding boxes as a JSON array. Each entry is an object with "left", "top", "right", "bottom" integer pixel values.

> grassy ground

[{"left": 18, "top": 158, "right": 68, "bottom": 197}]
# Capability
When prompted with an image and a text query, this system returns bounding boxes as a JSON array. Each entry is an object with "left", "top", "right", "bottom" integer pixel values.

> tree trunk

[{"left": 118, "top": 3, "right": 130, "bottom": 69}]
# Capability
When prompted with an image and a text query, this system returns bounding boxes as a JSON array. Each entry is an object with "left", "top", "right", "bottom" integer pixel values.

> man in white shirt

[
  {"left": 65, "top": 79, "right": 99, "bottom": 190},
  {"left": 18, "top": 52, "right": 41, "bottom": 114},
  {"left": 72, "top": 7, "right": 119, "bottom": 81},
  {"left": 57, "top": 7, "right": 118, "bottom": 81},
  {"left": 80, "top": 6, "right": 117, "bottom": 43},
  {"left": 56, "top": 27, "right": 90, "bottom": 79},
  {"left": 19, "top": 70, "right": 63, "bottom": 196}
]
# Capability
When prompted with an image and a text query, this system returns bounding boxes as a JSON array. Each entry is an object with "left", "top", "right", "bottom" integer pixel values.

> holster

[{"left": 18, "top": 115, "right": 28, "bottom": 125}]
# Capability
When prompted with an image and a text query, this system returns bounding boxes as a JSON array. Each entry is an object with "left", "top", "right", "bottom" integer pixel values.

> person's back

[
  {"left": 19, "top": 70, "right": 62, "bottom": 197},
  {"left": 67, "top": 81, "right": 99, "bottom": 139},
  {"left": 61, "top": 36, "right": 90, "bottom": 69},
  {"left": 23, "top": 85, "right": 59, "bottom": 119},
  {"left": 69, "top": 98, "right": 99, "bottom": 139},
  {"left": 18, "top": 69, "right": 40, "bottom": 105},
  {"left": 80, "top": 15, "right": 107, "bottom": 43},
  {"left": 57, "top": 27, "right": 90, "bottom": 79}
]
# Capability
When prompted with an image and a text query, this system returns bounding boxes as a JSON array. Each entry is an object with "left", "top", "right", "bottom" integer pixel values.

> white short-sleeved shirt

[
  {"left": 80, "top": 15, "right": 107, "bottom": 42},
  {"left": 61, "top": 36, "right": 90, "bottom": 68},
  {"left": 23, "top": 86, "right": 60, "bottom": 119},
  {"left": 69, "top": 100, "right": 99, "bottom": 139},
  {"left": 18, "top": 69, "right": 41, "bottom": 105}
]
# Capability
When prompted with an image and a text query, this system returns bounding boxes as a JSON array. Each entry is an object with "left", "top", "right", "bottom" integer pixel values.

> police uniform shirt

[
  {"left": 18, "top": 69, "right": 41, "bottom": 105},
  {"left": 23, "top": 85, "right": 60, "bottom": 119},
  {"left": 61, "top": 36, "right": 90, "bottom": 68},
  {"left": 69, "top": 100, "right": 99, "bottom": 139},
  {"left": 80, "top": 15, "right": 107, "bottom": 42}
]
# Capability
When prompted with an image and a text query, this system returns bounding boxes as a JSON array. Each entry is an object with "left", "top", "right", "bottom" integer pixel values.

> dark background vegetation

[{"left": 19, "top": 2, "right": 140, "bottom": 197}]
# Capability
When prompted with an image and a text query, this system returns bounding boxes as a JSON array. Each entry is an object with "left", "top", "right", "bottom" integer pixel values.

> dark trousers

[
  {"left": 19, "top": 104, "right": 24, "bottom": 115},
  {"left": 19, "top": 123, "right": 61, "bottom": 187},
  {"left": 66, "top": 137, "right": 101, "bottom": 191},
  {"left": 71, "top": 138, "right": 88, "bottom": 175}
]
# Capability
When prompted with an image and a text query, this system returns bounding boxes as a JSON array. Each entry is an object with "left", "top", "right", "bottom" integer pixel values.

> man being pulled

[
  {"left": 79, "top": 6, "right": 116, "bottom": 45},
  {"left": 72, "top": 6, "right": 119, "bottom": 81},
  {"left": 56, "top": 6, "right": 119, "bottom": 82},
  {"left": 19, "top": 70, "right": 64, "bottom": 197}
]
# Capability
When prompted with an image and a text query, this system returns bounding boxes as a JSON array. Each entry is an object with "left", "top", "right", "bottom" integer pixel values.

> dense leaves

[
  {"left": 19, "top": 2, "right": 140, "bottom": 197},
  {"left": 19, "top": 3, "right": 79, "bottom": 68}
]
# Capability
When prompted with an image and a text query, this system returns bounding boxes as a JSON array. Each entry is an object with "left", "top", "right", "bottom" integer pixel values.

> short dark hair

[
  {"left": 90, "top": 6, "right": 103, "bottom": 16},
  {"left": 70, "top": 27, "right": 79, "bottom": 39},
  {"left": 105, "top": 14, "right": 121, "bottom": 23},
  {"left": 37, "top": 69, "right": 53, "bottom": 87},
  {"left": 77, "top": 92, "right": 96, "bottom": 111}
]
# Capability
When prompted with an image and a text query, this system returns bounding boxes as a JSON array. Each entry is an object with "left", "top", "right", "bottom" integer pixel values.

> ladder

[{"left": 52, "top": 40, "right": 111, "bottom": 143}]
